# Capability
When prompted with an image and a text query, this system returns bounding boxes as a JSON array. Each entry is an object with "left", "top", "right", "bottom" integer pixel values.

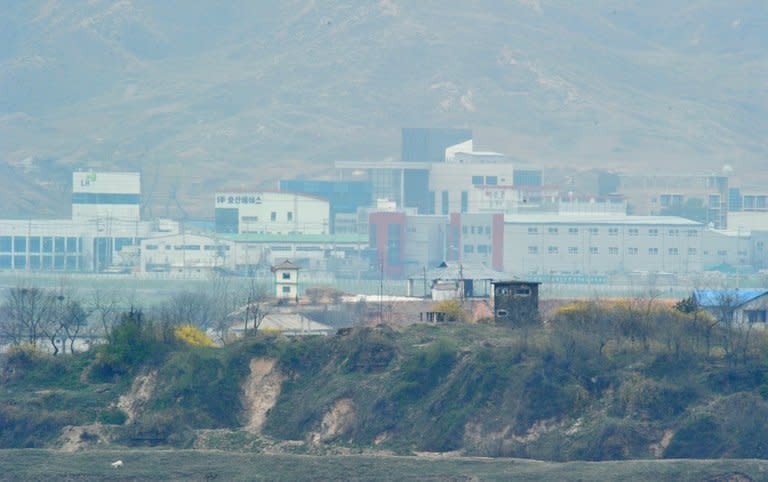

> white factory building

[
  {"left": 139, "top": 234, "right": 235, "bottom": 274},
  {"left": 136, "top": 231, "right": 367, "bottom": 275},
  {"left": 502, "top": 215, "right": 705, "bottom": 275},
  {"left": 72, "top": 171, "right": 141, "bottom": 223},
  {"left": 215, "top": 191, "right": 330, "bottom": 235},
  {"left": 0, "top": 171, "right": 177, "bottom": 273}
]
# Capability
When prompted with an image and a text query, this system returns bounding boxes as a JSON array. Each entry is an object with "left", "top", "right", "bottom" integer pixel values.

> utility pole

[{"left": 379, "top": 257, "right": 384, "bottom": 324}]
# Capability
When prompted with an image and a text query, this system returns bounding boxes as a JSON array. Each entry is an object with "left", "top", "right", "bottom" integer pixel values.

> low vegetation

[{"left": 2, "top": 298, "right": 768, "bottom": 462}]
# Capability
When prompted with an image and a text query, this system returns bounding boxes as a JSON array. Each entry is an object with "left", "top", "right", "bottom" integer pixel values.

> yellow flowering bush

[{"left": 174, "top": 325, "right": 216, "bottom": 347}]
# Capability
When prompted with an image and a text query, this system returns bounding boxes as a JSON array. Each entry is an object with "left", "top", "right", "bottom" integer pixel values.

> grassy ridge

[
  {"left": 3, "top": 301, "right": 768, "bottom": 460},
  {"left": 1, "top": 450, "right": 768, "bottom": 481}
]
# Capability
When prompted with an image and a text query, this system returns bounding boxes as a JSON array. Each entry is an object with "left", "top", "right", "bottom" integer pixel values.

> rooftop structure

[{"left": 401, "top": 127, "right": 473, "bottom": 163}]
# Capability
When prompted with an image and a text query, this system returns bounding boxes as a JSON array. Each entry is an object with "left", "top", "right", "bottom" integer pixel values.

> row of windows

[
  {"left": 72, "top": 193, "right": 140, "bottom": 205},
  {"left": 464, "top": 244, "right": 492, "bottom": 254},
  {"left": 144, "top": 244, "right": 230, "bottom": 251},
  {"left": 242, "top": 211, "right": 293, "bottom": 223},
  {"left": 527, "top": 246, "right": 697, "bottom": 256},
  {"left": 471, "top": 175, "right": 498, "bottom": 186},
  {"left": 0, "top": 236, "right": 83, "bottom": 254},
  {"left": 526, "top": 227, "right": 699, "bottom": 237},
  {"left": 0, "top": 255, "right": 84, "bottom": 270},
  {"left": 461, "top": 225, "right": 491, "bottom": 235}
]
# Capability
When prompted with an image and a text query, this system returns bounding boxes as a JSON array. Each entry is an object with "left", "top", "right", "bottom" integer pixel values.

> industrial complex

[{"left": 2, "top": 128, "right": 768, "bottom": 282}]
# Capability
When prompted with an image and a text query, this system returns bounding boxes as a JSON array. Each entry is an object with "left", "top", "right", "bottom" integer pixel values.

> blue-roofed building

[{"left": 693, "top": 289, "right": 768, "bottom": 326}]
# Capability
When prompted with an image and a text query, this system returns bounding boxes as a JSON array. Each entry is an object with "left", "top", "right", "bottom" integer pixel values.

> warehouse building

[
  {"left": 214, "top": 191, "right": 330, "bottom": 235},
  {"left": 502, "top": 214, "right": 705, "bottom": 275},
  {"left": 0, "top": 171, "right": 174, "bottom": 273}
]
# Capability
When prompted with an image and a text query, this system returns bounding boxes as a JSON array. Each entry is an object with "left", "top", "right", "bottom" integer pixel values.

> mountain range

[{"left": 1, "top": 0, "right": 766, "bottom": 218}]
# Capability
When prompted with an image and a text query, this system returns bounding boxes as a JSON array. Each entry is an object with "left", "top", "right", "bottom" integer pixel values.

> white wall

[
  {"left": 430, "top": 163, "right": 516, "bottom": 214},
  {"left": 72, "top": 172, "right": 141, "bottom": 223},
  {"left": 502, "top": 216, "right": 704, "bottom": 275},
  {"left": 140, "top": 234, "right": 235, "bottom": 273},
  {"left": 728, "top": 212, "right": 768, "bottom": 232},
  {"left": 216, "top": 191, "right": 330, "bottom": 234},
  {"left": 403, "top": 215, "right": 447, "bottom": 274},
  {"left": 701, "top": 229, "right": 750, "bottom": 269}
]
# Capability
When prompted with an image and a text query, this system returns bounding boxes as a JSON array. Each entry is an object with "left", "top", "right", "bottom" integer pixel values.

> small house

[
  {"left": 694, "top": 289, "right": 768, "bottom": 327},
  {"left": 273, "top": 260, "right": 301, "bottom": 301},
  {"left": 492, "top": 280, "right": 541, "bottom": 326},
  {"left": 407, "top": 261, "right": 499, "bottom": 299}
]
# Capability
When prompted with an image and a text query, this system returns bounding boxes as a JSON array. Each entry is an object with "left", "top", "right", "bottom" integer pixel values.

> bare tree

[
  {"left": 61, "top": 299, "right": 88, "bottom": 354},
  {"left": 155, "top": 290, "right": 215, "bottom": 328},
  {"left": 91, "top": 289, "right": 122, "bottom": 337},
  {"left": 0, "top": 295, "right": 23, "bottom": 345},
  {"left": 238, "top": 277, "right": 272, "bottom": 336},
  {"left": 1, "top": 284, "right": 57, "bottom": 346},
  {"left": 207, "top": 271, "right": 237, "bottom": 342}
]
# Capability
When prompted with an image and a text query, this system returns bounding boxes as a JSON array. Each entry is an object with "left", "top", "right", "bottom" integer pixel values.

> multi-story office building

[
  {"left": 617, "top": 174, "right": 729, "bottom": 228},
  {"left": 447, "top": 213, "right": 505, "bottom": 271}
]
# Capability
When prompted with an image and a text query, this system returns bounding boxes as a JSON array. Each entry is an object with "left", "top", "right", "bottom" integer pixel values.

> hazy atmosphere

[
  {"left": 2, "top": 1, "right": 767, "bottom": 218},
  {"left": 2, "top": 1, "right": 768, "bottom": 480}
]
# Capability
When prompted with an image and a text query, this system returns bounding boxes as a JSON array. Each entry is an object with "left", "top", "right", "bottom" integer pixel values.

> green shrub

[
  {"left": 99, "top": 408, "right": 128, "bottom": 425},
  {"left": 664, "top": 415, "right": 724, "bottom": 459},
  {"left": 570, "top": 419, "right": 652, "bottom": 461},
  {"left": 392, "top": 338, "right": 458, "bottom": 403},
  {"left": 0, "top": 405, "right": 71, "bottom": 448},
  {"left": 613, "top": 374, "right": 696, "bottom": 420},
  {"left": 150, "top": 349, "right": 241, "bottom": 428},
  {"left": 432, "top": 300, "right": 468, "bottom": 322},
  {"left": 342, "top": 328, "right": 397, "bottom": 374},
  {"left": 89, "top": 310, "right": 168, "bottom": 382},
  {"left": 127, "top": 410, "right": 193, "bottom": 448}
]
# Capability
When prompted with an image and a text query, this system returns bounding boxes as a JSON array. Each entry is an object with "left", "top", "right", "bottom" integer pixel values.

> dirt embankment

[
  {"left": 311, "top": 398, "right": 356, "bottom": 444},
  {"left": 117, "top": 369, "right": 158, "bottom": 424},
  {"left": 241, "top": 358, "right": 285, "bottom": 433}
]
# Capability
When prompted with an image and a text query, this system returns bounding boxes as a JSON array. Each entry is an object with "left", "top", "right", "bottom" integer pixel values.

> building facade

[
  {"left": 139, "top": 234, "right": 234, "bottom": 274},
  {"left": 274, "top": 260, "right": 300, "bottom": 301},
  {"left": 0, "top": 170, "right": 174, "bottom": 273},
  {"left": 72, "top": 171, "right": 141, "bottom": 223},
  {"left": 502, "top": 215, "right": 705, "bottom": 275},
  {"left": 278, "top": 179, "right": 372, "bottom": 233},
  {"left": 215, "top": 191, "right": 330, "bottom": 235}
]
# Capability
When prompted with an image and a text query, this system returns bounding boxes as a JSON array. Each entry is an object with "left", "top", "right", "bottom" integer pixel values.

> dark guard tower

[{"left": 492, "top": 281, "right": 541, "bottom": 326}]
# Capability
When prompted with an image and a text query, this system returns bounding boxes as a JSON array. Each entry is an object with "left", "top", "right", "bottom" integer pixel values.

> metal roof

[
  {"left": 414, "top": 261, "right": 503, "bottom": 281},
  {"left": 218, "top": 233, "right": 367, "bottom": 244},
  {"left": 274, "top": 260, "right": 301, "bottom": 270},
  {"left": 693, "top": 289, "right": 768, "bottom": 307}
]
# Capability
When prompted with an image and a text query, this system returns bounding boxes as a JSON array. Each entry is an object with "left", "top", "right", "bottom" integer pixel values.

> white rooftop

[
  {"left": 503, "top": 214, "right": 702, "bottom": 226},
  {"left": 230, "top": 312, "right": 333, "bottom": 336}
]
